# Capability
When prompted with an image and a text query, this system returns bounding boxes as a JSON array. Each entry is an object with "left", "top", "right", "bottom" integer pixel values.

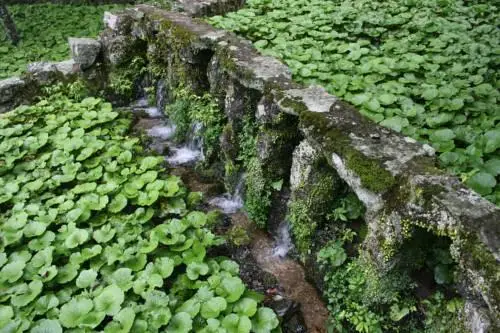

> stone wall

[
  {"left": 97, "top": 6, "right": 499, "bottom": 331},
  {"left": 1, "top": 4, "right": 498, "bottom": 331},
  {"left": 3, "top": 0, "right": 245, "bottom": 16}
]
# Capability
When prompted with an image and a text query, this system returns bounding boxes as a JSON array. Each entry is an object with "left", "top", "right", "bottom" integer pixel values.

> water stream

[
  {"left": 230, "top": 213, "right": 329, "bottom": 333},
  {"left": 208, "top": 174, "right": 245, "bottom": 214},
  {"left": 272, "top": 221, "right": 294, "bottom": 258},
  {"left": 131, "top": 98, "right": 329, "bottom": 333},
  {"left": 133, "top": 100, "right": 203, "bottom": 166},
  {"left": 166, "top": 122, "right": 203, "bottom": 166}
]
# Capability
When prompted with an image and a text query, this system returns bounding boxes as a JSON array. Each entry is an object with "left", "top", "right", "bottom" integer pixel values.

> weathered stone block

[
  {"left": 69, "top": 37, "right": 101, "bottom": 69},
  {"left": 0, "top": 77, "right": 25, "bottom": 113},
  {"left": 0, "top": 77, "right": 24, "bottom": 104}
]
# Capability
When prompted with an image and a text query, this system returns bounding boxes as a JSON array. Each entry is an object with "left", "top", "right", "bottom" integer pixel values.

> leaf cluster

[
  {"left": 0, "top": 95, "right": 278, "bottom": 332},
  {"left": 209, "top": 0, "right": 500, "bottom": 205}
]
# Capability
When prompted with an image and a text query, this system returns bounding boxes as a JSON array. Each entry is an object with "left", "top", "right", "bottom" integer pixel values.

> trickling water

[
  {"left": 156, "top": 79, "right": 167, "bottom": 112},
  {"left": 147, "top": 124, "right": 176, "bottom": 140},
  {"left": 209, "top": 174, "right": 245, "bottom": 214},
  {"left": 131, "top": 95, "right": 328, "bottom": 332},
  {"left": 145, "top": 107, "right": 162, "bottom": 118},
  {"left": 165, "top": 122, "right": 204, "bottom": 165},
  {"left": 232, "top": 213, "right": 329, "bottom": 333},
  {"left": 272, "top": 221, "right": 293, "bottom": 258},
  {"left": 166, "top": 147, "right": 202, "bottom": 165}
]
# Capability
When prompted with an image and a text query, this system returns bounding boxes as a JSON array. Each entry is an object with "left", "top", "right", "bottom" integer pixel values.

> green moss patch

[{"left": 300, "top": 111, "right": 395, "bottom": 193}]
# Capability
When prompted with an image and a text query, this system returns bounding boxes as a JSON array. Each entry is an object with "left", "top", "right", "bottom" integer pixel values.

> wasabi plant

[
  {"left": 0, "top": 94, "right": 279, "bottom": 332},
  {"left": 209, "top": 0, "right": 500, "bottom": 205}
]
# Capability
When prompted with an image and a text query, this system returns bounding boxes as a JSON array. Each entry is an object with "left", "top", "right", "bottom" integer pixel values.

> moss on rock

[{"left": 300, "top": 110, "right": 396, "bottom": 194}]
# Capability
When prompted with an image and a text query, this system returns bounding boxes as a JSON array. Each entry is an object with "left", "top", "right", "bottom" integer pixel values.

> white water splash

[
  {"left": 166, "top": 146, "right": 202, "bottom": 165},
  {"left": 165, "top": 122, "right": 205, "bottom": 165},
  {"left": 147, "top": 125, "right": 176, "bottom": 140},
  {"left": 145, "top": 107, "right": 162, "bottom": 118},
  {"left": 209, "top": 195, "right": 244, "bottom": 214},
  {"left": 273, "top": 221, "right": 293, "bottom": 258},
  {"left": 209, "top": 174, "right": 244, "bottom": 214}
]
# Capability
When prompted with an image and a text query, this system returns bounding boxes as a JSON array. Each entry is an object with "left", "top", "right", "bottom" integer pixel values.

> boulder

[
  {"left": 27, "top": 62, "right": 57, "bottom": 84},
  {"left": 27, "top": 60, "right": 79, "bottom": 84},
  {"left": 55, "top": 59, "right": 79, "bottom": 76},
  {"left": 0, "top": 77, "right": 24, "bottom": 104},
  {"left": 69, "top": 37, "right": 101, "bottom": 69},
  {"left": 0, "top": 77, "right": 25, "bottom": 113}
]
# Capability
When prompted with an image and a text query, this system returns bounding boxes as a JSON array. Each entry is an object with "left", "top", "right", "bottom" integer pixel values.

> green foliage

[
  {"left": 0, "top": 94, "right": 279, "bottom": 332},
  {"left": 244, "top": 157, "right": 272, "bottom": 228},
  {"left": 43, "top": 80, "right": 89, "bottom": 102},
  {"left": 288, "top": 174, "right": 359, "bottom": 255},
  {"left": 328, "top": 193, "right": 365, "bottom": 222},
  {"left": 227, "top": 225, "right": 251, "bottom": 246},
  {"left": 317, "top": 241, "right": 347, "bottom": 268},
  {"left": 422, "top": 292, "right": 465, "bottom": 333},
  {"left": 165, "top": 87, "right": 224, "bottom": 160},
  {"left": 0, "top": 4, "right": 123, "bottom": 78},
  {"left": 318, "top": 237, "right": 464, "bottom": 333},
  {"left": 108, "top": 56, "right": 148, "bottom": 100},
  {"left": 236, "top": 115, "right": 277, "bottom": 229},
  {"left": 209, "top": 0, "right": 500, "bottom": 205},
  {"left": 287, "top": 199, "right": 315, "bottom": 254}
]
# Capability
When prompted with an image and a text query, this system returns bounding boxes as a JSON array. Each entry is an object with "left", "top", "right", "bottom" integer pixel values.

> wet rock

[
  {"left": 0, "top": 77, "right": 24, "bottom": 104},
  {"left": 103, "top": 10, "right": 135, "bottom": 34},
  {"left": 268, "top": 294, "right": 297, "bottom": 317},
  {"left": 69, "top": 37, "right": 101, "bottom": 69},
  {"left": 289, "top": 140, "right": 320, "bottom": 193},
  {"left": 267, "top": 294, "right": 309, "bottom": 333},
  {"left": 100, "top": 34, "right": 135, "bottom": 67},
  {"left": 464, "top": 300, "right": 492, "bottom": 333},
  {"left": 27, "top": 62, "right": 57, "bottom": 83},
  {"left": 281, "top": 303, "right": 308, "bottom": 333}
]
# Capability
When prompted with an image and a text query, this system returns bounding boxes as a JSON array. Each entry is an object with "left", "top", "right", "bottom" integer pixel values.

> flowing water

[
  {"left": 145, "top": 106, "right": 163, "bottom": 118},
  {"left": 166, "top": 122, "right": 203, "bottom": 166},
  {"left": 132, "top": 98, "right": 329, "bottom": 333},
  {"left": 230, "top": 213, "right": 329, "bottom": 333},
  {"left": 147, "top": 124, "right": 176, "bottom": 139},
  {"left": 272, "top": 221, "right": 294, "bottom": 258},
  {"left": 133, "top": 100, "right": 202, "bottom": 166},
  {"left": 166, "top": 146, "right": 202, "bottom": 165},
  {"left": 208, "top": 174, "right": 245, "bottom": 214}
]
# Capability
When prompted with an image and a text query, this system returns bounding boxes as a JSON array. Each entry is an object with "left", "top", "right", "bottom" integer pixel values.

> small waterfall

[
  {"left": 145, "top": 106, "right": 162, "bottom": 118},
  {"left": 155, "top": 79, "right": 168, "bottom": 112},
  {"left": 166, "top": 122, "right": 204, "bottom": 166},
  {"left": 147, "top": 124, "right": 176, "bottom": 140},
  {"left": 134, "top": 86, "right": 203, "bottom": 166},
  {"left": 132, "top": 96, "right": 161, "bottom": 118},
  {"left": 272, "top": 221, "right": 293, "bottom": 258},
  {"left": 209, "top": 174, "right": 245, "bottom": 214}
]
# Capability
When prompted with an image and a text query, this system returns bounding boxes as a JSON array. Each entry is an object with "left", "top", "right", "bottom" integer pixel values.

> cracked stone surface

[{"left": 69, "top": 37, "right": 101, "bottom": 69}]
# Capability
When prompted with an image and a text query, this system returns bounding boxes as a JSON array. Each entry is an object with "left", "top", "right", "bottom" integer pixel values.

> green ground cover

[
  {"left": 0, "top": 89, "right": 279, "bottom": 332},
  {"left": 0, "top": 4, "right": 123, "bottom": 79},
  {"left": 209, "top": 0, "right": 500, "bottom": 205}
]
